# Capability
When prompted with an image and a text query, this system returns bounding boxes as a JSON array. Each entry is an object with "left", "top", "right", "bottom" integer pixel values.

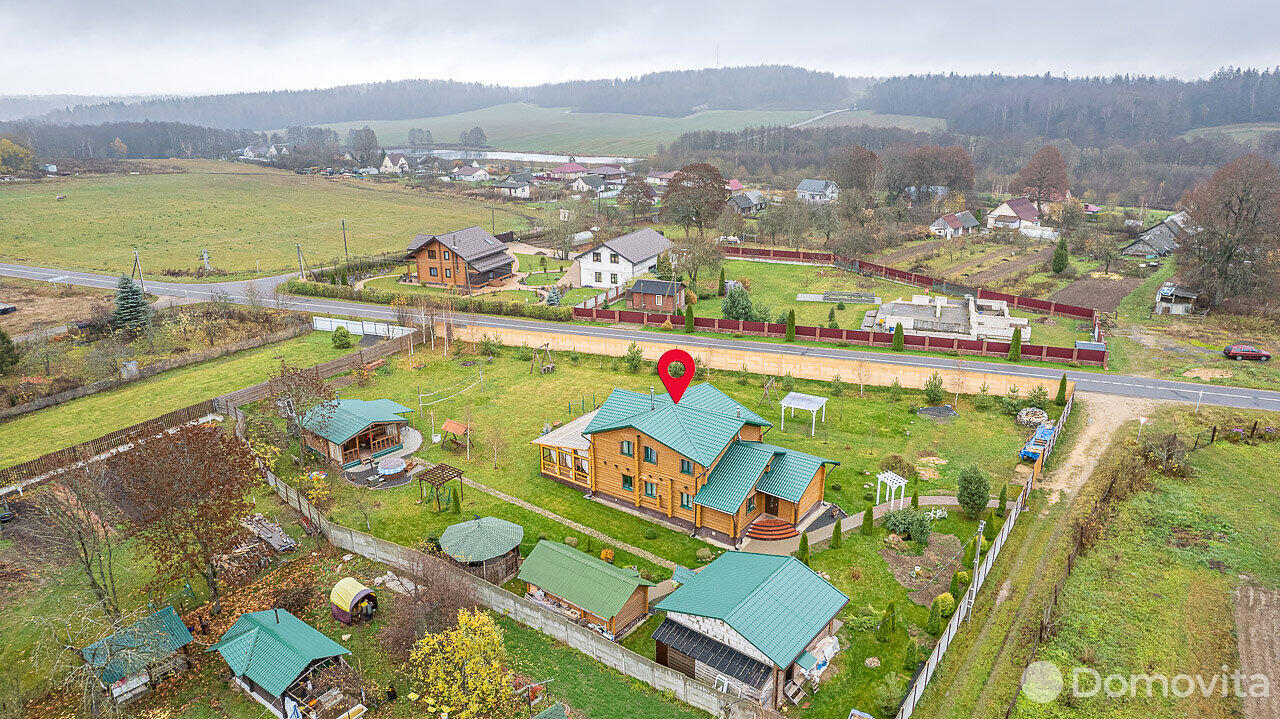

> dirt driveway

[{"left": 1039, "top": 392, "right": 1164, "bottom": 503}]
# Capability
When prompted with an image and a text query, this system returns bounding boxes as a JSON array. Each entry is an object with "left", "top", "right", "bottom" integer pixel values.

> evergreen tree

[
  {"left": 892, "top": 322, "right": 905, "bottom": 351},
  {"left": 1056, "top": 373, "right": 1068, "bottom": 405},
  {"left": 796, "top": 532, "right": 810, "bottom": 566},
  {"left": 925, "top": 597, "right": 942, "bottom": 636},
  {"left": 983, "top": 508, "right": 999, "bottom": 541},
  {"left": 785, "top": 309, "right": 796, "bottom": 341},
  {"left": 996, "top": 484, "right": 1009, "bottom": 518},
  {"left": 957, "top": 465, "right": 990, "bottom": 519},
  {"left": 903, "top": 641, "right": 920, "bottom": 671},
  {"left": 450, "top": 485, "right": 461, "bottom": 514},
  {"left": 718, "top": 267, "right": 726, "bottom": 296},
  {"left": 830, "top": 517, "right": 843, "bottom": 549},
  {"left": 949, "top": 571, "right": 962, "bottom": 599},
  {"left": 911, "top": 485, "right": 919, "bottom": 508},
  {"left": 1008, "top": 326, "right": 1022, "bottom": 361},
  {"left": 0, "top": 328, "right": 17, "bottom": 374},
  {"left": 963, "top": 535, "right": 977, "bottom": 568},
  {"left": 112, "top": 275, "right": 150, "bottom": 335},
  {"left": 828, "top": 306, "right": 836, "bottom": 323},
  {"left": 1052, "top": 236, "right": 1069, "bottom": 273},
  {"left": 861, "top": 504, "right": 874, "bottom": 535},
  {"left": 684, "top": 305, "right": 694, "bottom": 333}
]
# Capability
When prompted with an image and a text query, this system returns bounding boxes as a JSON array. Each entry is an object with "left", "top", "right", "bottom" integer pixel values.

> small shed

[
  {"left": 440, "top": 516, "right": 524, "bottom": 584},
  {"left": 518, "top": 540, "right": 654, "bottom": 640},
  {"left": 81, "top": 606, "right": 193, "bottom": 705},
  {"left": 330, "top": 577, "right": 377, "bottom": 625}
]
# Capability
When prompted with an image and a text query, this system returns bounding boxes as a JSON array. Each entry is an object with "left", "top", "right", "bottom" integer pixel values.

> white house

[
  {"left": 266, "top": 144, "right": 291, "bottom": 157},
  {"left": 492, "top": 179, "right": 531, "bottom": 198},
  {"left": 646, "top": 171, "right": 678, "bottom": 187},
  {"left": 986, "top": 197, "right": 1040, "bottom": 229},
  {"left": 929, "top": 210, "right": 979, "bottom": 238},
  {"left": 548, "top": 162, "right": 589, "bottom": 180},
  {"left": 380, "top": 153, "right": 411, "bottom": 174},
  {"left": 574, "top": 228, "right": 674, "bottom": 289},
  {"left": 452, "top": 166, "right": 491, "bottom": 182},
  {"left": 795, "top": 179, "right": 839, "bottom": 204},
  {"left": 570, "top": 174, "right": 607, "bottom": 193}
]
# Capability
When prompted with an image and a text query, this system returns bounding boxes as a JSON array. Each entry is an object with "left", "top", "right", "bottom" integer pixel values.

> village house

[
  {"left": 626, "top": 278, "right": 685, "bottom": 312},
  {"left": 574, "top": 227, "right": 674, "bottom": 288},
  {"left": 653, "top": 551, "right": 847, "bottom": 708},
  {"left": 646, "top": 170, "right": 678, "bottom": 186},
  {"left": 266, "top": 143, "right": 291, "bottom": 157},
  {"left": 300, "top": 398, "right": 413, "bottom": 469},
  {"left": 536, "top": 383, "right": 838, "bottom": 543},
  {"left": 729, "top": 190, "right": 767, "bottom": 217},
  {"left": 929, "top": 210, "right": 979, "bottom": 238},
  {"left": 588, "top": 165, "right": 627, "bottom": 183},
  {"left": 492, "top": 178, "right": 532, "bottom": 198},
  {"left": 404, "top": 225, "right": 515, "bottom": 292},
  {"left": 451, "top": 165, "right": 490, "bottom": 182},
  {"left": 548, "top": 162, "right": 589, "bottom": 180},
  {"left": 726, "top": 178, "right": 744, "bottom": 192},
  {"left": 986, "top": 197, "right": 1040, "bottom": 229},
  {"left": 81, "top": 606, "right": 194, "bottom": 706},
  {"left": 207, "top": 609, "right": 359, "bottom": 719},
  {"left": 795, "top": 179, "right": 839, "bottom": 204},
  {"left": 518, "top": 539, "right": 654, "bottom": 640},
  {"left": 570, "top": 174, "right": 607, "bottom": 194},
  {"left": 1123, "top": 210, "right": 1194, "bottom": 258},
  {"left": 380, "top": 152, "right": 410, "bottom": 174},
  {"left": 1154, "top": 281, "right": 1200, "bottom": 315}
]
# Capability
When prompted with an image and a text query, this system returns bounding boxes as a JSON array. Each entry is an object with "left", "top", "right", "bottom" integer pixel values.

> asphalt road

[{"left": 5, "top": 262, "right": 1279, "bottom": 413}]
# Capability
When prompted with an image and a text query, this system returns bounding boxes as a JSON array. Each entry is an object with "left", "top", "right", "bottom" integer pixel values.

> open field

[
  {"left": 306, "top": 103, "right": 815, "bottom": 156},
  {"left": 0, "top": 330, "right": 348, "bottom": 467},
  {"left": 1183, "top": 121, "right": 1280, "bottom": 143},
  {"left": 1013, "top": 406, "right": 1280, "bottom": 719},
  {"left": 803, "top": 109, "right": 947, "bottom": 132},
  {"left": 0, "top": 276, "right": 113, "bottom": 335},
  {"left": 360, "top": 275, "right": 542, "bottom": 305},
  {"left": 0, "top": 160, "right": 526, "bottom": 277}
]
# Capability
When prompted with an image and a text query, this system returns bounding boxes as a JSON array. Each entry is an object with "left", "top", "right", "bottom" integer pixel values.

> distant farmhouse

[
  {"left": 646, "top": 170, "right": 678, "bottom": 187},
  {"left": 729, "top": 189, "right": 768, "bottom": 217},
  {"left": 451, "top": 165, "right": 490, "bottom": 182},
  {"left": 1123, "top": 210, "right": 1195, "bottom": 258},
  {"left": 575, "top": 228, "right": 674, "bottom": 288},
  {"left": 929, "top": 210, "right": 979, "bottom": 238},
  {"left": 380, "top": 152, "right": 410, "bottom": 174},
  {"left": 405, "top": 226, "right": 514, "bottom": 292},
  {"left": 795, "top": 179, "right": 839, "bottom": 204},
  {"left": 548, "top": 162, "right": 589, "bottom": 180},
  {"left": 492, "top": 178, "right": 531, "bottom": 198},
  {"left": 987, "top": 197, "right": 1058, "bottom": 239}
]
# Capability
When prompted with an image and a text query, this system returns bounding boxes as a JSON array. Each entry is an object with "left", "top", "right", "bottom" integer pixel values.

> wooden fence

[{"left": 895, "top": 391, "right": 1073, "bottom": 719}]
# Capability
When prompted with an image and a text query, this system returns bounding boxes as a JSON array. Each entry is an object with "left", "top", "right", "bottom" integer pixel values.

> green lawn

[
  {"left": 562, "top": 287, "right": 604, "bottom": 306},
  {"left": 803, "top": 109, "right": 947, "bottom": 132},
  {"left": 0, "top": 331, "right": 348, "bottom": 467},
  {"left": 303, "top": 102, "right": 816, "bottom": 156},
  {"left": 523, "top": 271, "right": 565, "bottom": 286},
  {"left": 0, "top": 160, "right": 526, "bottom": 277},
  {"left": 361, "top": 276, "right": 541, "bottom": 305},
  {"left": 1183, "top": 121, "right": 1280, "bottom": 144},
  {"left": 515, "top": 252, "right": 566, "bottom": 273}
]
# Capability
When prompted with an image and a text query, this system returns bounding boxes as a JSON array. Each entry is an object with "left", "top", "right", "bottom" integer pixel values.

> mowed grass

[
  {"left": 0, "top": 331, "right": 347, "bottom": 467},
  {"left": 803, "top": 109, "right": 947, "bottom": 132},
  {"left": 0, "top": 160, "right": 525, "bottom": 277},
  {"left": 1014, "top": 409, "right": 1280, "bottom": 719},
  {"left": 308, "top": 102, "right": 815, "bottom": 156},
  {"left": 1183, "top": 121, "right": 1280, "bottom": 143}
]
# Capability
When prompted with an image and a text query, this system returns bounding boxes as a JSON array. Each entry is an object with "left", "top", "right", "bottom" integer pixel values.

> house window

[
  {"left": 622, "top": 474, "right": 634, "bottom": 491},
  {"left": 542, "top": 447, "right": 553, "bottom": 462},
  {"left": 610, "top": 253, "right": 620, "bottom": 264},
  {"left": 643, "top": 446, "right": 657, "bottom": 464},
  {"left": 488, "top": 271, "right": 494, "bottom": 280},
  {"left": 610, "top": 273, "right": 618, "bottom": 284},
  {"left": 680, "top": 459, "right": 693, "bottom": 475},
  {"left": 643, "top": 481, "right": 656, "bottom": 498},
  {"left": 747, "top": 495, "right": 756, "bottom": 512},
  {"left": 444, "top": 268, "right": 452, "bottom": 278},
  {"left": 680, "top": 492, "right": 693, "bottom": 510},
  {"left": 593, "top": 251, "right": 601, "bottom": 262},
  {"left": 428, "top": 267, "right": 438, "bottom": 277},
  {"left": 595, "top": 272, "right": 602, "bottom": 283},
  {"left": 427, "top": 249, "right": 437, "bottom": 259},
  {"left": 655, "top": 295, "right": 663, "bottom": 306},
  {"left": 620, "top": 440, "right": 634, "bottom": 457},
  {"left": 444, "top": 250, "right": 451, "bottom": 260}
]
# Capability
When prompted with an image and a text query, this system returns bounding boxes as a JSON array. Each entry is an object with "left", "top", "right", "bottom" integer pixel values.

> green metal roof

[
  {"left": 533, "top": 702, "right": 568, "bottom": 719},
  {"left": 583, "top": 384, "right": 770, "bottom": 466},
  {"left": 518, "top": 540, "right": 654, "bottom": 619},
  {"left": 207, "top": 609, "right": 349, "bottom": 697},
  {"left": 439, "top": 516, "right": 524, "bottom": 563},
  {"left": 796, "top": 651, "right": 818, "bottom": 671},
  {"left": 301, "top": 398, "right": 412, "bottom": 445},
  {"left": 81, "top": 606, "right": 193, "bottom": 684},
  {"left": 672, "top": 566, "right": 699, "bottom": 585},
  {"left": 692, "top": 441, "right": 837, "bottom": 514},
  {"left": 655, "top": 552, "right": 847, "bottom": 669}
]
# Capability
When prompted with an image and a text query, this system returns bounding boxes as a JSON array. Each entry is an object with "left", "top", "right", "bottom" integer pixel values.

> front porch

[{"left": 339, "top": 423, "right": 405, "bottom": 468}]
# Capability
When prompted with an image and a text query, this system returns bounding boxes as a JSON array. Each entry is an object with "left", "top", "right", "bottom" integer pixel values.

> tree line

[{"left": 0, "top": 121, "right": 262, "bottom": 160}]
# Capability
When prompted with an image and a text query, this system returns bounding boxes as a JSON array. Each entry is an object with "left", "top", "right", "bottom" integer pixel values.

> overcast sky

[{"left": 3, "top": 0, "right": 1278, "bottom": 96}]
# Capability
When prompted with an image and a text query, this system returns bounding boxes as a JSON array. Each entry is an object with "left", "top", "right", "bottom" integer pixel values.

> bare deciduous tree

[{"left": 31, "top": 465, "right": 127, "bottom": 617}]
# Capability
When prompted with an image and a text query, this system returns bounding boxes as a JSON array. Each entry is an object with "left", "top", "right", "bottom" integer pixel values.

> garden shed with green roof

[
  {"left": 518, "top": 540, "right": 654, "bottom": 640},
  {"left": 653, "top": 551, "right": 847, "bottom": 709},
  {"left": 207, "top": 609, "right": 353, "bottom": 717},
  {"left": 300, "top": 398, "right": 412, "bottom": 469},
  {"left": 439, "top": 516, "right": 524, "bottom": 583},
  {"left": 80, "top": 605, "right": 193, "bottom": 705}
]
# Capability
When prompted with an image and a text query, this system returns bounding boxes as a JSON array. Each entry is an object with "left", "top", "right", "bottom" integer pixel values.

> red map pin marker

[{"left": 657, "top": 349, "right": 695, "bottom": 404}]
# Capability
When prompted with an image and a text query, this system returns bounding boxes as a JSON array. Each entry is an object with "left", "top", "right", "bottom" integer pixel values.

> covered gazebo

[
  {"left": 779, "top": 392, "right": 828, "bottom": 436},
  {"left": 301, "top": 398, "right": 413, "bottom": 469},
  {"left": 439, "top": 516, "right": 524, "bottom": 584},
  {"left": 329, "top": 577, "right": 377, "bottom": 625}
]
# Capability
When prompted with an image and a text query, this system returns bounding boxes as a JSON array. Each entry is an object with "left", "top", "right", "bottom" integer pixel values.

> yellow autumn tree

[{"left": 409, "top": 608, "right": 519, "bottom": 718}]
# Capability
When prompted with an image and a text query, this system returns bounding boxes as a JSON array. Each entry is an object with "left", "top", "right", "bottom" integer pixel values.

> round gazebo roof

[{"left": 439, "top": 517, "right": 524, "bottom": 563}]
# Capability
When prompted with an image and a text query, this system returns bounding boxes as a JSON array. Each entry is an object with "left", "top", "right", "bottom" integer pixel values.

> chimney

[{"left": 650, "top": 386, "right": 655, "bottom": 410}]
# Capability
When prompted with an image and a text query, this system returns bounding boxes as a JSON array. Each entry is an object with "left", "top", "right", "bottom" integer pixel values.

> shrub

[
  {"left": 660, "top": 317, "right": 674, "bottom": 331},
  {"left": 1008, "top": 327, "right": 1022, "bottom": 361},
  {"left": 879, "top": 454, "right": 919, "bottom": 481},
  {"left": 568, "top": 350, "right": 580, "bottom": 363},
  {"left": 925, "top": 597, "right": 942, "bottom": 636},
  {"left": 785, "top": 309, "right": 796, "bottom": 341},
  {"left": 331, "top": 326, "right": 353, "bottom": 349},
  {"left": 996, "top": 484, "right": 1009, "bottom": 518},
  {"left": 936, "top": 592, "right": 956, "bottom": 618},
  {"left": 514, "top": 344, "right": 534, "bottom": 362},
  {"left": 923, "top": 371, "right": 945, "bottom": 405},
  {"left": 861, "top": 505, "right": 874, "bottom": 535},
  {"left": 695, "top": 547, "right": 714, "bottom": 562},
  {"left": 847, "top": 615, "right": 878, "bottom": 632},
  {"left": 779, "top": 372, "right": 795, "bottom": 392},
  {"left": 796, "top": 532, "right": 810, "bottom": 566},
  {"left": 477, "top": 334, "right": 501, "bottom": 357},
  {"left": 983, "top": 508, "right": 1000, "bottom": 541},
  {"left": 564, "top": 536, "right": 578, "bottom": 548},
  {"left": 828, "top": 307, "right": 836, "bottom": 323},
  {"left": 1026, "top": 385, "right": 1050, "bottom": 409},
  {"left": 892, "top": 322, "right": 905, "bottom": 351},
  {"left": 873, "top": 672, "right": 906, "bottom": 716},
  {"left": 863, "top": 491, "right": 874, "bottom": 502},
  {"left": 884, "top": 508, "right": 930, "bottom": 543},
  {"left": 830, "top": 518, "right": 843, "bottom": 549},
  {"left": 903, "top": 642, "right": 920, "bottom": 671},
  {"left": 949, "top": 571, "right": 962, "bottom": 598},
  {"left": 888, "top": 378, "right": 903, "bottom": 402},
  {"left": 911, "top": 486, "right": 919, "bottom": 508},
  {"left": 957, "top": 465, "right": 990, "bottom": 519},
  {"left": 1055, "top": 373, "right": 1068, "bottom": 405},
  {"left": 963, "top": 537, "right": 976, "bottom": 568},
  {"left": 643, "top": 528, "right": 658, "bottom": 540},
  {"left": 600, "top": 548, "right": 614, "bottom": 563},
  {"left": 684, "top": 306, "right": 694, "bottom": 333},
  {"left": 836, "top": 302, "right": 846, "bottom": 310},
  {"left": 623, "top": 342, "right": 644, "bottom": 373},
  {"left": 829, "top": 374, "right": 845, "bottom": 397},
  {"left": 831, "top": 482, "right": 842, "bottom": 492},
  {"left": 973, "top": 381, "right": 993, "bottom": 411}
]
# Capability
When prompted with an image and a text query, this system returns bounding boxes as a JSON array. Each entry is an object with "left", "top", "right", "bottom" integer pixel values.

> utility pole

[
  {"left": 341, "top": 219, "right": 349, "bottom": 267},
  {"left": 295, "top": 243, "right": 306, "bottom": 279},
  {"left": 491, "top": 208, "right": 495, "bottom": 233},
  {"left": 131, "top": 249, "right": 147, "bottom": 294}
]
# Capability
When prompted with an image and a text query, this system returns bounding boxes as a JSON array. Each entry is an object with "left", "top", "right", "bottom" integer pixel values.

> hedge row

[{"left": 281, "top": 279, "right": 574, "bottom": 322}]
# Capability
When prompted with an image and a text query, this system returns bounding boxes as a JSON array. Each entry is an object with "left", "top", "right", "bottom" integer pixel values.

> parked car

[{"left": 1223, "top": 343, "right": 1271, "bottom": 361}]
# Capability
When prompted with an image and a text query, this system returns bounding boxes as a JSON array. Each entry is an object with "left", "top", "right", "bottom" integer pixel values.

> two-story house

[
  {"left": 574, "top": 228, "right": 674, "bottom": 288},
  {"left": 535, "top": 383, "right": 838, "bottom": 544},
  {"left": 795, "top": 179, "right": 839, "bottom": 204},
  {"left": 380, "top": 153, "right": 411, "bottom": 174},
  {"left": 404, "top": 226, "right": 514, "bottom": 292}
]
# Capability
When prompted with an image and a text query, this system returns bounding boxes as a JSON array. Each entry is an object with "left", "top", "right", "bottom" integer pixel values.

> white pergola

[
  {"left": 876, "top": 471, "right": 909, "bottom": 511},
  {"left": 780, "top": 392, "right": 828, "bottom": 436}
]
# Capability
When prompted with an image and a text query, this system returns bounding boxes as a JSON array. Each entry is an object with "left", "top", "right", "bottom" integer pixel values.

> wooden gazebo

[{"left": 418, "top": 463, "right": 464, "bottom": 511}]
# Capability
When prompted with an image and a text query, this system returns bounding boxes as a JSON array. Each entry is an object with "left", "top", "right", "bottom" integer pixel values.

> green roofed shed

[
  {"left": 207, "top": 609, "right": 349, "bottom": 700},
  {"left": 300, "top": 398, "right": 412, "bottom": 468},
  {"left": 440, "top": 516, "right": 524, "bottom": 563},
  {"left": 81, "top": 605, "right": 193, "bottom": 700},
  {"left": 519, "top": 540, "right": 654, "bottom": 636},
  {"left": 533, "top": 702, "right": 569, "bottom": 719},
  {"left": 655, "top": 551, "right": 847, "bottom": 670}
]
